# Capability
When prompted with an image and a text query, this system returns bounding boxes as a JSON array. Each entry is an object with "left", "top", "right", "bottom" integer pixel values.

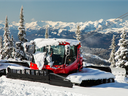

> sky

[{"left": 0, "top": 0, "right": 128, "bottom": 23}]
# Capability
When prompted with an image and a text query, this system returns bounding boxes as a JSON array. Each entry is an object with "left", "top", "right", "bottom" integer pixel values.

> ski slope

[
  {"left": 0, "top": 66, "right": 127, "bottom": 96},
  {"left": 0, "top": 76, "right": 128, "bottom": 96},
  {"left": 0, "top": 62, "right": 128, "bottom": 96}
]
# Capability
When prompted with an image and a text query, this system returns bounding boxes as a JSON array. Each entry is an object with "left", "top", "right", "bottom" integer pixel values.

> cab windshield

[
  {"left": 36, "top": 45, "right": 65, "bottom": 65},
  {"left": 36, "top": 45, "right": 77, "bottom": 65}
]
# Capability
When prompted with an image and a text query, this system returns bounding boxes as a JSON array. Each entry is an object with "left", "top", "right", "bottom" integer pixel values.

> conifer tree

[
  {"left": 1, "top": 16, "right": 13, "bottom": 59},
  {"left": 10, "top": 35, "right": 14, "bottom": 47},
  {"left": 12, "top": 47, "right": 16, "bottom": 59},
  {"left": 18, "top": 6, "right": 27, "bottom": 42},
  {"left": 0, "top": 36, "right": 2, "bottom": 50},
  {"left": 115, "top": 29, "right": 128, "bottom": 67},
  {"left": 109, "top": 35, "right": 116, "bottom": 67},
  {"left": 14, "top": 42, "right": 25, "bottom": 60},
  {"left": 15, "top": 6, "right": 28, "bottom": 60},
  {"left": 74, "top": 25, "right": 81, "bottom": 41},
  {"left": 45, "top": 25, "right": 49, "bottom": 38}
]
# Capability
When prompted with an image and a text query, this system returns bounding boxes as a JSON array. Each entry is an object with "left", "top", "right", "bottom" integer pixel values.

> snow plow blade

[
  {"left": 6, "top": 67, "right": 73, "bottom": 88},
  {"left": 49, "top": 73, "right": 73, "bottom": 87}
]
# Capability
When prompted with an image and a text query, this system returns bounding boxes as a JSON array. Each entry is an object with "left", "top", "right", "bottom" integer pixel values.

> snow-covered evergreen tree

[
  {"left": 1, "top": 16, "right": 13, "bottom": 59},
  {"left": 0, "top": 36, "right": 2, "bottom": 50},
  {"left": 109, "top": 35, "right": 116, "bottom": 67},
  {"left": 74, "top": 25, "right": 81, "bottom": 41},
  {"left": 115, "top": 29, "right": 128, "bottom": 67},
  {"left": 10, "top": 35, "right": 14, "bottom": 47},
  {"left": 12, "top": 47, "right": 16, "bottom": 59},
  {"left": 14, "top": 42, "right": 26, "bottom": 60},
  {"left": 45, "top": 25, "right": 49, "bottom": 38},
  {"left": 14, "top": 6, "right": 28, "bottom": 60},
  {"left": 18, "top": 6, "right": 27, "bottom": 42}
]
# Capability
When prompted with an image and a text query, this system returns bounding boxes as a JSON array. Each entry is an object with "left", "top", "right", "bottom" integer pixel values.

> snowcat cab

[{"left": 30, "top": 38, "right": 83, "bottom": 74}]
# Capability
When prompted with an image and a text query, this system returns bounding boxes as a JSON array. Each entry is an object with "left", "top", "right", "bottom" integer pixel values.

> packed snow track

[
  {"left": 0, "top": 76, "right": 128, "bottom": 96},
  {"left": 0, "top": 63, "right": 115, "bottom": 87}
]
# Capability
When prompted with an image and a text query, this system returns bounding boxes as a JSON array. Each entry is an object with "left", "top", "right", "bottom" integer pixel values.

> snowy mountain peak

[
  {"left": 0, "top": 18, "right": 128, "bottom": 34},
  {"left": 0, "top": 20, "right": 4, "bottom": 24}
]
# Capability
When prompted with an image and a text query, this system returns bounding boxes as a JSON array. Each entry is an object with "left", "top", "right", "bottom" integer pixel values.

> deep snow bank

[
  {"left": 67, "top": 68, "right": 114, "bottom": 84},
  {"left": 0, "top": 76, "right": 85, "bottom": 96},
  {"left": 0, "top": 76, "right": 128, "bottom": 96}
]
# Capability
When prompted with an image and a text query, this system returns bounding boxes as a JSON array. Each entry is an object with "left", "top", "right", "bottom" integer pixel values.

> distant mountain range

[
  {"left": 1, "top": 18, "right": 127, "bottom": 65},
  {"left": 0, "top": 18, "right": 128, "bottom": 49}
]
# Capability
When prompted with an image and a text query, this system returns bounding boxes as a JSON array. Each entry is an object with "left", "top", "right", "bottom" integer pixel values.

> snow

[
  {"left": 115, "top": 29, "right": 128, "bottom": 67},
  {"left": 7, "top": 65, "right": 27, "bottom": 70},
  {"left": 0, "top": 62, "right": 23, "bottom": 70},
  {"left": 83, "top": 52, "right": 109, "bottom": 62},
  {"left": 25, "top": 21, "right": 42, "bottom": 30},
  {"left": 111, "top": 67, "right": 126, "bottom": 83},
  {"left": 67, "top": 68, "right": 114, "bottom": 84},
  {"left": 0, "top": 75, "right": 128, "bottom": 96},
  {"left": 0, "top": 61, "right": 128, "bottom": 96},
  {"left": 33, "top": 38, "right": 80, "bottom": 49},
  {"left": 46, "top": 54, "right": 54, "bottom": 67},
  {"left": 33, "top": 52, "right": 46, "bottom": 70},
  {"left": 1, "top": 18, "right": 128, "bottom": 35},
  {"left": 0, "top": 62, "right": 29, "bottom": 71}
]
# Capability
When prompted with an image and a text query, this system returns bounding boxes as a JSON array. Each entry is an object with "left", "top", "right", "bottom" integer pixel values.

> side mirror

[{"left": 65, "top": 45, "right": 70, "bottom": 56}]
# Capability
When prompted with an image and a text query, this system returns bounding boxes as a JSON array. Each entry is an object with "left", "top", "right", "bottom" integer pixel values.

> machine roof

[{"left": 33, "top": 38, "right": 80, "bottom": 49}]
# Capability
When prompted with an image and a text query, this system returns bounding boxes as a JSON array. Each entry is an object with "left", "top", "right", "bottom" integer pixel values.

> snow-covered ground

[
  {"left": 67, "top": 68, "right": 114, "bottom": 84},
  {"left": 0, "top": 75, "right": 128, "bottom": 96},
  {"left": 0, "top": 61, "right": 128, "bottom": 96},
  {"left": 0, "top": 62, "right": 128, "bottom": 96},
  {"left": 83, "top": 52, "right": 109, "bottom": 63}
]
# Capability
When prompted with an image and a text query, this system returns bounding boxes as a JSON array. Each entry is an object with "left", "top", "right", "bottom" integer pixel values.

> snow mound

[
  {"left": 0, "top": 62, "right": 26, "bottom": 70},
  {"left": 67, "top": 68, "right": 115, "bottom": 84}
]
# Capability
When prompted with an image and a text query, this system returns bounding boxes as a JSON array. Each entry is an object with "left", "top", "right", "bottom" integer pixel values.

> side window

[
  {"left": 40, "top": 47, "right": 44, "bottom": 52},
  {"left": 36, "top": 48, "right": 40, "bottom": 52},
  {"left": 70, "top": 46, "right": 77, "bottom": 58},
  {"left": 67, "top": 46, "right": 77, "bottom": 65},
  {"left": 36, "top": 47, "right": 45, "bottom": 52}
]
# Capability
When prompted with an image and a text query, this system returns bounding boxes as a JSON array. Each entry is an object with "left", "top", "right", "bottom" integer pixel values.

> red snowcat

[
  {"left": 0, "top": 38, "right": 115, "bottom": 88},
  {"left": 30, "top": 38, "right": 83, "bottom": 74}
]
